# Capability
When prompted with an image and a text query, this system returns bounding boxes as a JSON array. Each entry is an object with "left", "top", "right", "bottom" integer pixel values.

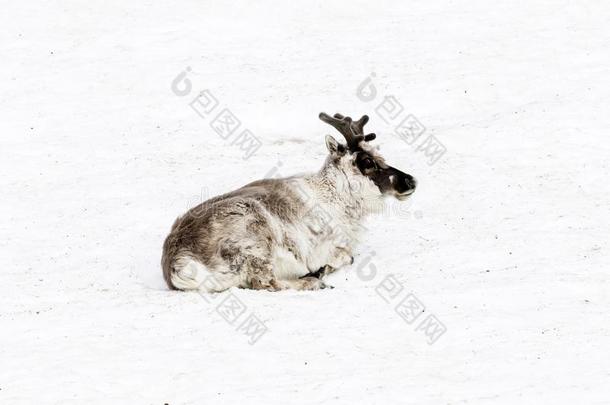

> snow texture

[{"left": 1, "top": 1, "right": 609, "bottom": 404}]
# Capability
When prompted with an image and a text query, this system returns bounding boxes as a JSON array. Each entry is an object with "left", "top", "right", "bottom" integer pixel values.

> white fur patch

[
  {"left": 172, "top": 254, "right": 240, "bottom": 292},
  {"left": 272, "top": 246, "right": 310, "bottom": 280}
]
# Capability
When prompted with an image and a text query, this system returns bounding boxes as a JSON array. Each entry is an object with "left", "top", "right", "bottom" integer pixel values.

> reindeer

[{"left": 161, "top": 112, "right": 417, "bottom": 292}]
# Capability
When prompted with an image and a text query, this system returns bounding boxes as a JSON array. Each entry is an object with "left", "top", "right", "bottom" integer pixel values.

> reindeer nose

[{"left": 405, "top": 175, "right": 417, "bottom": 191}]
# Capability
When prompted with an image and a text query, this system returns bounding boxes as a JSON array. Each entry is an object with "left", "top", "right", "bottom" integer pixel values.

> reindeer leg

[
  {"left": 244, "top": 255, "right": 330, "bottom": 291},
  {"left": 252, "top": 275, "right": 330, "bottom": 291},
  {"left": 283, "top": 277, "right": 332, "bottom": 290},
  {"left": 324, "top": 247, "right": 354, "bottom": 272},
  {"left": 244, "top": 255, "right": 284, "bottom": 292},
  {"left": 305, "top": 247, "right": 354, "bottom": 281},
  {"left": 306, "top": 264, "right": 336, "bottom": 279}
]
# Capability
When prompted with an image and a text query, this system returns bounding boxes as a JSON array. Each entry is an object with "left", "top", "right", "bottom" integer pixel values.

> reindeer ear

[{"left": 325, "top": 135, "right": 345, "bottom": 155}]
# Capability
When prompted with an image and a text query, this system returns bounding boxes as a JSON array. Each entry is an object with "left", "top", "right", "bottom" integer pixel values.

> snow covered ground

[{"left": 1, "top": 1, "right": 609, "bottom": 403}]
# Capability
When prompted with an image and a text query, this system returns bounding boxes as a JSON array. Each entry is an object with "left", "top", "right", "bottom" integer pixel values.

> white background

[{"left": 1, "top": 1, "right": 609, "bottom": 404}]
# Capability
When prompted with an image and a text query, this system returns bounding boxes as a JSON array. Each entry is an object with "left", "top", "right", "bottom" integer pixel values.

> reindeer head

[{"left": 319, "top": 112, "right": 417, "bottom": 201}]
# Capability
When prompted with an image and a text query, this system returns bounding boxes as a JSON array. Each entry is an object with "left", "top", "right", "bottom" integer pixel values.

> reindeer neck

[{"left": 305, "top": 160, "right": 368, "bottom": 220}]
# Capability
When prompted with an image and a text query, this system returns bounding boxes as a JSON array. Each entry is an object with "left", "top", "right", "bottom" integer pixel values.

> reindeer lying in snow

[{"left": 162, "top": 112, "right": 417, "bottom": 292}]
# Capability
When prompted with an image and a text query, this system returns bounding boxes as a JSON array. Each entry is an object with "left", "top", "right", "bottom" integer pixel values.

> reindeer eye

[{"left": 362, "top": 158, "right": 375, "bottom": 170}]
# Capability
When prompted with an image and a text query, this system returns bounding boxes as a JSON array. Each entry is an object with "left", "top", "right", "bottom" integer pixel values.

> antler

[{"left": 319, "top": 112, "right": 376, "bottom": 150}]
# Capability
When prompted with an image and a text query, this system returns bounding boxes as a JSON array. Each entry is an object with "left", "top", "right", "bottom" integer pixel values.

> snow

[{"left": 2, "top": 1, "right": 609, "bottom": 403}]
